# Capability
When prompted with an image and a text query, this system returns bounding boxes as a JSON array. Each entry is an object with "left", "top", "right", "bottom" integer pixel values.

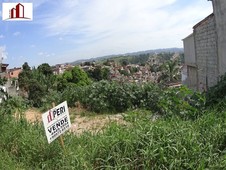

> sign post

[{"left": 42, "top": 101, "right": 71, "bottom": 146}]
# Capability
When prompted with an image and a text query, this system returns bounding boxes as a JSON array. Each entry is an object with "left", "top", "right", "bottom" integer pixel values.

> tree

[
  {"left": 28, "top": 79, "right": 45, "bottom": 107},
  {"left": 18, "top": 62, "right": 56, "bottom": 107},
  {"left": 37, "top": 63, "right": 53, "bottom": 76},
  {"left": 57, "top": 66, "right": 91, "bottom": 90},
  {"left": 129, "top": 67, "right": 139, "bottom": 74},
  {"left": 71, "top": 66, "right": 91, "bottom": 86},
  {"left": 103, "top": 59, "right": 113, "bottom": 66},
  {"left": 150, "top": 64, "right": 161, "bottom": 73},
  {"left": 62, "top": 70, "right": 73, "bottom": 82},
  {"left": 56, "top": 71, "right": 73, "bottom": 91},
  {"left": 102, "top": 67, "right": 110, "bottom": 80},
  {"left": 56, "top": 76, "right": 68, "bottom": 92},
  {"left": 158, "top": 59, "right": 180, "bottom": 84},
  {"left": 32, "top": 68, "right": 56, "bottom": 91},
  {"left": 120, "top": 59, "right": 129, "bottom": 66},
  {"left": 87, "top": 66, "right": 103, "bottom": 81},
  {"left": 87, "top": 66, "right": 110, "bottom": 81},
  {"left": 0, "top": 77, "right": 7, "bottom": 86},
  {"left": 18, "top": 62, "right": 32, "bottom": 91},
  {"left": 22, "top": 62, "right": 31, "bottom": 71}
]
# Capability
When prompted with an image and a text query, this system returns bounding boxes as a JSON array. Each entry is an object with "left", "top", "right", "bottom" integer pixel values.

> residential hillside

[{"left": 70, "top": 48, "right": 183, "bottom": 65}]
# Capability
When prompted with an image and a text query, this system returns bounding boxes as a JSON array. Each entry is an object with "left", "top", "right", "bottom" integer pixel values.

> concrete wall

[
  {"left": 183, "top": 33, "right": 196, "bottom": 65},
  {"left": 187, "top": 66, "right": 197, "bottom": 90},
  {"left": 193, "top": 14, "right": 218, "bottom": 90},
  {"left": 183, "top": 0, "right": 226, "bottom": 91},
  {"left": 183, "top": 33, "right": 198, "bottom": 90},
  {"left": 212, "top": 0, "right": 226, "bottom": 76}
]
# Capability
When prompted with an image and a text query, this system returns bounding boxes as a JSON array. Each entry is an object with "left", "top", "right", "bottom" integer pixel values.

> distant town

[{"left": 0, "top": 49, "right": 183, "bottom": 101}]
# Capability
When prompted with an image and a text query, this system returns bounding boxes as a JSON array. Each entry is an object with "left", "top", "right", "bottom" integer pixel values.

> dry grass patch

[
  {"left": 70, "top": 114, "right": 126, "bottom": 135},
  {"left": 23, "top": 107, "right": 127, "bottom": 135}
]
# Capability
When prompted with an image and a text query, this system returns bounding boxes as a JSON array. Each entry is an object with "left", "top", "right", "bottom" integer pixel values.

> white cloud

[
  {"left": 38, "top": 52, "right": 44, "bottom": 56},
  {"left": 35, "top": 0, "right": 213, "bottom": 62},
  {"left": 13, "top": 32, "right": 21, "bottom": 36},
  {"left": 38, "top": 51, "right": 55, "bottom": 58},
  {"left": 40, "top": 0, "right": 178, "bottom": 36},
  {"left": 0, "top": 46, "right": 8, "bottom": 60}
]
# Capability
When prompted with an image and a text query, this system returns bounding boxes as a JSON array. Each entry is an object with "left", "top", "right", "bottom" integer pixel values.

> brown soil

[
  {"left": 24, "top": 108, "right": 126, "bottom": 134},
  {"left": 70, "top": 114, "right": 125, "bottom": 135},
  {"left": 25, "top": 108, "right": 42, "bottom": 122}
]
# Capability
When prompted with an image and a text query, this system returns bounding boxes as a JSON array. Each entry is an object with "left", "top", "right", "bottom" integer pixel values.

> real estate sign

[{"left": 42, "top": 101, "right": 71, "bottom": 143}]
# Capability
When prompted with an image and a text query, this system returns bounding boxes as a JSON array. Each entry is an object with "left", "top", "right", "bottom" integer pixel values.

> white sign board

[{"left": 42, "top": 101, "right": 71, "bottom": 143}]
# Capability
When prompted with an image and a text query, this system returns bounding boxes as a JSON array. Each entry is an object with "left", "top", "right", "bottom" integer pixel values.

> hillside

[{"left": 70, "top": 47, "right": 183, "bottom": 65}]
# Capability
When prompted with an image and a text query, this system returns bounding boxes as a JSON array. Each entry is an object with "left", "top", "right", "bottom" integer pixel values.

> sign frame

[{"left": 42, "top": 101, "right": 71, "bottom": 144}]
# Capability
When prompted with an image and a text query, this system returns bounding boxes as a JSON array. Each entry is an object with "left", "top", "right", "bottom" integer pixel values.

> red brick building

[{"left": 7, "top": 67, "right": 22, "bottom": 79}]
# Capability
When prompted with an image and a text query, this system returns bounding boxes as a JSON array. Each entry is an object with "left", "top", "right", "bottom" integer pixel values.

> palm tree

[{"left": 158, "top": 59, "right": 180, "bottom": 84}]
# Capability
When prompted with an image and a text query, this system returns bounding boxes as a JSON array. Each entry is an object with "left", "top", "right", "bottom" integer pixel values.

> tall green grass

[{"left": 1, "top": 109, "right": 226, "bottom": 169}]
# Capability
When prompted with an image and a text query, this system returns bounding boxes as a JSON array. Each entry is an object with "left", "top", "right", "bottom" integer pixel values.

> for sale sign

[{"left": 42, "top": 101, "right": 71, "bottom": 143}]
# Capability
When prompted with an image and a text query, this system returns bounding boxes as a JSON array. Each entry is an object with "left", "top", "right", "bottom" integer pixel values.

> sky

[{"left": 0, "top": 0, "right": 213, "bottom": 68}]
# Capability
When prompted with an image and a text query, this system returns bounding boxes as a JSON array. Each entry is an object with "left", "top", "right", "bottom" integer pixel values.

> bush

[
  {"left": 57, "top": 81, "right": 203, "bottom": 118},
  {"left": 0, "top": 96, "right": 29, "bottom": 116},
  {"left": 0, "top": 93, "right": 225, "bottom": 169},
  {"left": 206, "top": 73, "right": 226, "bottom": 106},
  {"left": 76, "top": 81, "right": 162, "bottom": 113},
  {"left": 158, "top": 86, "right": 205, "bottom": 120},
  {"left": 0, "top": 117, "right": 63, "bottom": 169}
]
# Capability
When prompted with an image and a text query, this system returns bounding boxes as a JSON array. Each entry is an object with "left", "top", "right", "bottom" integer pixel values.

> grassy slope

[{"left": 1, "top": 109, "right": 226, "bottom": 169}]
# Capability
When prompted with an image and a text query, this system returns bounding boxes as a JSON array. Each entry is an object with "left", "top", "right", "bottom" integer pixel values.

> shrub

[
  {"left": 57, "top": 81, "right": 203, "bottom": 118},
  {"left": 158, "top": 86, "right": 205, "bottom": 120},
  {"left": 0, "top": 96, "right": 28, "bottom": 116},
  {"left": 206, "top": 73, "right": 226, "bottom": 106},
  {"left": 77, "top": 81, "right": 162, "bottom": 113}
]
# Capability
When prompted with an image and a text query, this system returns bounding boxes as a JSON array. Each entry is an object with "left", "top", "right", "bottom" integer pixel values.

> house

[
  {"left": 52, "top": 64, "right": 73, "bottom": 75},
  {"left": 0, "top": 63, "right": 9, "bottom": 78},
  {"left": 7, "top": 67, "right": 22, "bottom": 79},
  {"left": 183, "top": 0, "right": 226, "bottom": 91}
]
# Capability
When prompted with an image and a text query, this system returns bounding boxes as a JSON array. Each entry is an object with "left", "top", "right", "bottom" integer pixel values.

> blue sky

[{"left": 0, "top": 0, "right": 213, "bottom": 68}]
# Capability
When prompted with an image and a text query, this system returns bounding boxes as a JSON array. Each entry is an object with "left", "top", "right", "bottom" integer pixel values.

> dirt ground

[
  {"left": 70, "top": 114, "right": 125, "bottom": 134},
  {"left": 24, "top": 108, "right": 42, "bottom": 122},
  {"left": 24, "top": 108, "right": 126, "bottom": 134}
]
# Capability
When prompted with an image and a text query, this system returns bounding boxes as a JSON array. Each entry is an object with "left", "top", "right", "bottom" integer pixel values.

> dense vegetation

[
  {"left": 16, "top": 58, "right": 182, "bottom": 111},
  {"left": 18, "top": 62, "right": 92, "bottom": 108},
  {"left": 0, "top": 84, "right": 226, "bottom": 169},
  {"left": 1, "top": 109, "right": 226, "bottom": 169},
  {"left": 1, "top": 60, "right": 226, "bottom": 169},
  {"left": 0, "top": 77, "right": 7, "bottom": 86},
  {"left": 206, "top": 73, "right": 226, "bottom": 107}
]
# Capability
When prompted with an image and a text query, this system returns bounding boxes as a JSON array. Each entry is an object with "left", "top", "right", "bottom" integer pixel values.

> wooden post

[
  {"left": 58, "top": 135, "right": 65, "bottom": 150},
  {"left": 52, "top": 102, "right": 65, "bottom": 150}
]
